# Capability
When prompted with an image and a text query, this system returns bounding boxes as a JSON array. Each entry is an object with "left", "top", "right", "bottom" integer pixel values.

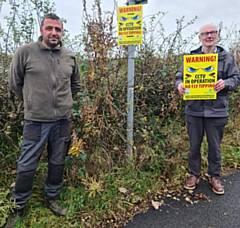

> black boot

[
  {"left": 5, "top": 207, "right": 25, "bottom": 228},
  {"left": 45, "top": 198, "right": 67, "bottom": 216}
]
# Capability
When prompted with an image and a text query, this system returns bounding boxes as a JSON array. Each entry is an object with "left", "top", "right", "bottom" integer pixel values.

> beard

[{"left": 44, "top": 37, "right": 61, "bottom": 49}]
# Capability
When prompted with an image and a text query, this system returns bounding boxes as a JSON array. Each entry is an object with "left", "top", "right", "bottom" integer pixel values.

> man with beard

[{"left": 7, "top": 13, "right": 80, "bottom": 224}]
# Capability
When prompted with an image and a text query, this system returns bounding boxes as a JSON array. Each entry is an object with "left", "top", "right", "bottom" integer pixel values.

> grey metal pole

[
  {"left": 126, "top": 0, "right": 136, "bottom": 157},
  {"left": 127, "top": 45, "right": 135, "bottom": 157}
]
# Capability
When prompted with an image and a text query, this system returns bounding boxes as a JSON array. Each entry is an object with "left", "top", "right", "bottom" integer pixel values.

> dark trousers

[
  {"left": 12, "top": 119, "right": 71, "bottom": 209},
  {"left": 186, "top": 115, "right": 228, "bottom": 177}
]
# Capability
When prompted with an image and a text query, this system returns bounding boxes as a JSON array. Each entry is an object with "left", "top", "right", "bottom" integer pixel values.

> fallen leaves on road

[
  {"left": 183, "top": 192, "right": 211, "bottom": 204},
  {"left": 151, "top": 200, "right": 164, "bottom": 210}
]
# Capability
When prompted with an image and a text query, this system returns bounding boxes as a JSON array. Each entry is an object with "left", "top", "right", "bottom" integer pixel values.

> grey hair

[{"left": 199, "top": 23, "right": 219, "bottom": 34}]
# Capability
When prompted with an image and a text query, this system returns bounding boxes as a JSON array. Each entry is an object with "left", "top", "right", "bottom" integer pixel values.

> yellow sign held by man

[
  {"left": 183, "top": 53, "right": 218, "bottom": 100},
  {"left": 117, "top": 5, "right": 143, "bottom": 46}
]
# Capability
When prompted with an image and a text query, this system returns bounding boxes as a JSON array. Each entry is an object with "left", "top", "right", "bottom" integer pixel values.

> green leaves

[{"left": 0, "top": 189, "right": 17, "bottom": 227}]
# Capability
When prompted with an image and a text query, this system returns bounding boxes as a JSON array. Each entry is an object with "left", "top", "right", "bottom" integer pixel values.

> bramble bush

[{"left": 1, "top": 0, "right": 240, "bottom": 180}]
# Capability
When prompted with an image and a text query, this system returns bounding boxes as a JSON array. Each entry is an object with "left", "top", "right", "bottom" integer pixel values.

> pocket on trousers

[
  {"left": 59, "top": 119, "right": 71, "bottom": 138},
  {"left": 23, "top": 121, "right": 41, "bottom": 142},
  {"left": 211, "top": 117, "right": 228, "bottom": 127}
]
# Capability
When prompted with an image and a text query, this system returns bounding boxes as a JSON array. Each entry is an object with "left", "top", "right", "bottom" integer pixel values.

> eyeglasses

[{"left": 200, "top": 31, "right": 218, "bottom": 37}]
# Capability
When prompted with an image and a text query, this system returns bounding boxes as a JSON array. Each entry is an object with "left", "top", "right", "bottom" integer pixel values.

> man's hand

[
  {"left": 177, "top": 82, "right": 185, "bottom": 96},
  {"left": 214, "top": 79, "right": 225, "bottom": 92}
]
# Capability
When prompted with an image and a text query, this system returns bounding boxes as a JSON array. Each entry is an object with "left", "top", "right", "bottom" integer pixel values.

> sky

[
  {"left": 1, "top": 0, "right": 240, "bottom": 46},
  {"left": 54, "top": 0, "right": 240, "bottom": 41}
]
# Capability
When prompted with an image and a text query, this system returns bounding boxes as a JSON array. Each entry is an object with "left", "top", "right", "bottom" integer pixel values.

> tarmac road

[{"left": 125, "top": 171, "right": 240, "bottom": 228}]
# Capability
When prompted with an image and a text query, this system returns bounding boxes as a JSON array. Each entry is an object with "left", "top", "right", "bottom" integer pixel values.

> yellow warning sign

[
  {"left": 117, "top": 5, "right": 143, "bottom": 46},
  {"left": 183, "top": 53, "right": 218, "bottom": 100}
]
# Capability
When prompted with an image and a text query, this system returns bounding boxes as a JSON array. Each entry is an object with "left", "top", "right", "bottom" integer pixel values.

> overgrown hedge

[{"left": 1, "top": 0, "right": 240, "bottom": 182}]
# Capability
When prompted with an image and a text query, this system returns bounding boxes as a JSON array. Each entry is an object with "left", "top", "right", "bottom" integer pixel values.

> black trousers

[
  {"left": 186, "top": 115, "right": 228, "bottom": 177},
  {"left": 12, "top": 119, "right": 71, "bottom": 209}
]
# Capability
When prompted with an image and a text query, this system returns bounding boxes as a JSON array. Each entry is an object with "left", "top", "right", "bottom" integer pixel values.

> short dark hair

[{"left": 40, "top": 13, "right": 62, "bottom": 28}]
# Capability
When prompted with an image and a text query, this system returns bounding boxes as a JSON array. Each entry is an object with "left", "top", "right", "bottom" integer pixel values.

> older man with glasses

[{"left": 176, "top": 23, "right": 240, "bottom": 194}]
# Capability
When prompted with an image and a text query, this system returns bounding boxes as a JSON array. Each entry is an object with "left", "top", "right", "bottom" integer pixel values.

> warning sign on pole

[{"left": 117, "top": 5, "right": 143, "bottom": 46}]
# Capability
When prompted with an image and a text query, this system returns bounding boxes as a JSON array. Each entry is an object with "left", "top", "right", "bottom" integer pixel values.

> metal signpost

[
  {"left": 127, "top": 33, "right": 135, "bottom": 157},
  {"left": 118, "top": 0, "right": 147, "bottom": 157}
]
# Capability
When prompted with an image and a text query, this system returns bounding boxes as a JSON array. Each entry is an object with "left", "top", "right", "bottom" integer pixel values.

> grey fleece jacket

[
  {"left": 176, "top": 46, "right": 240, "bottom": 117},
  {"left": 9, "top": 39, "right": 80, "bottom": 121}
]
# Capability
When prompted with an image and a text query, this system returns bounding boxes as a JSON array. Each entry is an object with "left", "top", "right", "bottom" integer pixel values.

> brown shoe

[
  {"left": 184, "top": 175, "right": 200, "bottom": 190},
  {"left": 209, "top": 177, "right": 224, "bottom": 195}
]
